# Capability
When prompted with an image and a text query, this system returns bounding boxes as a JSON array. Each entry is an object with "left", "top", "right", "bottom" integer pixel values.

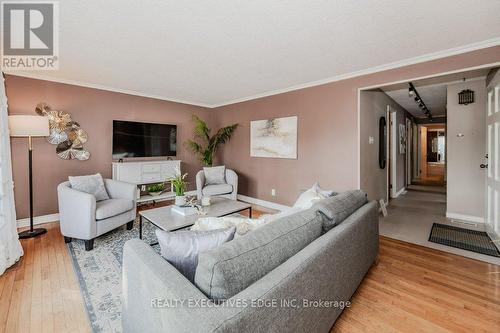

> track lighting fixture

[
  {"left": 408, "top": 87, "right": 415, "bottom": 97},
  {"left": 408, "top": 82, "right": 432, "bottom": 120}
]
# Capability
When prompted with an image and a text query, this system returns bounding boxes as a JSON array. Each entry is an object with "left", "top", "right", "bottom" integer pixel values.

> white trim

[
  {"left": 446, "top": 212, "right": 484, "bottom": 224},
  {"left": 357, "top": 62, "right": 500, "bottom": 203},
  {"left": 356, "top": 88, "right": 361, "bottom": 189},
  {"left": 389, "top": 108, "right": 398, "bottom": 198},
  {"left": 2, "top": 73, "right": 213, "bottom": 108},
  {"left": 6, "top": 38, "right": 500, "bottom": 109},
  {"left": 485, "top": 223, "right": 500, "bottom": 252},
  {"left": 17, "top": 213, "right": 59, "bottom": 228},
  {"left": 392, "top": 187, "right": 406, "bottom": 199},
  {"left": 211, "top": 38, "right": 500, "bottom": 107},
  {"left": 237, "top": 194, "right": 291, "bottom": 212},
  {"left": 358, "top": 62, "right": 500, "bottom": 92}
]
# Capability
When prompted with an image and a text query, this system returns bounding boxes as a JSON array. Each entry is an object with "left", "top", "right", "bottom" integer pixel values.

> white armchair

[
  {"left": 196, "top": 169, "right": 238, "bottom": 200},
  {"left": 57, "top": 179, "right": 137, "bottom": 250}
]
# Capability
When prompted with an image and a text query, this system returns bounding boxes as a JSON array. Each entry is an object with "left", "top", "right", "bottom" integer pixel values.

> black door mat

[{"left": 429, "top": 223, "right": 500, "bottom": 258}]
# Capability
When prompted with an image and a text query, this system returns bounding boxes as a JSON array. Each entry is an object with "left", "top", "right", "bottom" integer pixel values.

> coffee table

[{"left": 138, "top": 197, "right": 252, "bottom": 241}]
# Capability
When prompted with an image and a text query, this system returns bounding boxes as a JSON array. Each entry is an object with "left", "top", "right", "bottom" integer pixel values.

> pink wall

[
  {"left": 6, "top": 45, "right": 500, "bottom": 218},
  {"left": 5, "top": 76, "right": 213, "bottom": 218},
  {"left": 214, "top": 46, "right": 500, "bottom": 206}
]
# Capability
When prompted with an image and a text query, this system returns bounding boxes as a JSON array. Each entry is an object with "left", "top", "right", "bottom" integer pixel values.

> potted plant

[
  {"left": 146, "top": 183, "right": 165, "bottom": 196},
  {"left": 185, "top": 115, "right": 238, "bottom": 166},
  {"left": 167, "top": 170, "right": 188, "bottom": 206}
]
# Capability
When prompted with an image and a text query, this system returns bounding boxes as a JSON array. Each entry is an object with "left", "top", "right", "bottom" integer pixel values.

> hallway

[{"left": 380, "top": 189, "right": 500, "bottom": 265}]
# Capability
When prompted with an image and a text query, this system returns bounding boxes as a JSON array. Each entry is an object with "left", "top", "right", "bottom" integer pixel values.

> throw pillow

[
  {"left": 68, "top": 173, "right": 109, "bottom": 201},
  {"left": 293, "top": 189, "right": 324, "bottom": 209},
  {"left": 203, "top": 166, "right": 226, "bottom": 185},
  {"left": 313, "top": 190, "right": 367, "bottom": 232},
  {"left": 312, "top": 182, "right": 338, "bottom": 197},
  {"left": 155, "top": 227, "right": 236, "bottom": 283}
]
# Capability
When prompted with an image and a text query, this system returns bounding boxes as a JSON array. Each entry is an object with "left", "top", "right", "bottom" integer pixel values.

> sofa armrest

[
  {"left": 225, "top": 169, "right": 238, "bottom": 200},
  {"left": 104, "top": 179, "right": 137, "bottom": 202},
  {"left": 196, "top": 170, "right": 205, "bottom": 199},
  {"left": 122, "top": 239, "right": 224, "bottom": 333},
  {"left": 57, "top": 182, "right": 97, "bottom": 239}
]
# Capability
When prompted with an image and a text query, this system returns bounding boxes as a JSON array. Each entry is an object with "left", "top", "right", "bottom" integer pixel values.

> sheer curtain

[{"left": 0, "top": 73, "right": 23, "bottom": 275}]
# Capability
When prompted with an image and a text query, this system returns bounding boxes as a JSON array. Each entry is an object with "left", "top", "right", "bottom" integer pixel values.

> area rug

[
  {"left": 67, "top": 218, "right": 159, "bottom": 333},
  {"left": 429, "top": 223, "right": 500, "bottom": 257}
]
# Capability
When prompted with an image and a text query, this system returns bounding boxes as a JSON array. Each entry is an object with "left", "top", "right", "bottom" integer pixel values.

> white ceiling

[{"left": 7, "top": 0, "right": 500, "bottom": 107}]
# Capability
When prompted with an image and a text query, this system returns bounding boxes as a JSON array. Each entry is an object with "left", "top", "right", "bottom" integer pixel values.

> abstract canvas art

[{"left": 250, "top": 116, "right": 297, "bottom": 159}]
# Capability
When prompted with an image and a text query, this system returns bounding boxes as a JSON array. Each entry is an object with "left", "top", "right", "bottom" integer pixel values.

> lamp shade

[{"left": 8, "top": 115, "right": 49, "bottom": 137}]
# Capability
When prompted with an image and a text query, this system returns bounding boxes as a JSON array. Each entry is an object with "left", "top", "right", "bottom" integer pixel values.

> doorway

[
  {"left": 359, "top": 66, "right": 500, "bottom": 264},
  {"left": 413, "top": 124, "right": 446, "bottom": 187}
]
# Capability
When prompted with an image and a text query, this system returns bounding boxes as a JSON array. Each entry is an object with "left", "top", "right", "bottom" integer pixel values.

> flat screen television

[{"left": 112, "top": 120, "right": 177, "bottom": 159}]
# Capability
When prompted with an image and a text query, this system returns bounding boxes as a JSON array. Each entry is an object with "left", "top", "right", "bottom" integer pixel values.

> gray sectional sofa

[{"left": 122, "top": 191, "right": 379, "bottom": 333}]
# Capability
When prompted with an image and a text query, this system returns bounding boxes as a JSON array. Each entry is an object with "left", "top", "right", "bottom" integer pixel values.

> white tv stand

[{"left": 112, "top": 160, "right": 181, "bottom": 203}]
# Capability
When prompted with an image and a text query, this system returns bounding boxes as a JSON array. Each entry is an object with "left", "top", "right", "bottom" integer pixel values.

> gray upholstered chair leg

[
  {"left": 126, "top": 221, "right": 134, "bottom": 230},
  {"left": 85, "top": 239, "right": 94, "bottom": 251}
]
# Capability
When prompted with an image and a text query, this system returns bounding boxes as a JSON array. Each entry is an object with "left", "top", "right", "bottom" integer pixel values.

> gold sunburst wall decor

[{"left": 35, "top": 103, "right": 90, "bottom": 160}]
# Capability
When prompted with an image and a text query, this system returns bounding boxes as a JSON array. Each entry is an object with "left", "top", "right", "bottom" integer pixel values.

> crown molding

[
  {"left": 2, "top": 72, "right": 213, "bottom": 108},
  {"left": 5, "top": 37, "right": 500, "bottom": 108},
  {"left": 211, "top": 38, "right": 500, "bottom": 107}
]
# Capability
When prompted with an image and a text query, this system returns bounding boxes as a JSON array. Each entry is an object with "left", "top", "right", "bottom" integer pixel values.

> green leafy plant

[
  {"left": 146, "top": 183, "right": 164, "bottom": 193},
  {"left": 185, "top": 115, "right": 238, "bottom": 167},
  {"left": 167, "top": 169, "right": 188, "bottom": 196}
]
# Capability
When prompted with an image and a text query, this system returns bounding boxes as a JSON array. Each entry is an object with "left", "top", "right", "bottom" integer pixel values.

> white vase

[{"left": 175, "top": 195, "right": 186, "bottom": 206}]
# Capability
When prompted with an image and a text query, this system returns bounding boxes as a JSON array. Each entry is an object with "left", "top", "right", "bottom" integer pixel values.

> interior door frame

[
  {"left": 485, "top": 82, "right": 500, "bottom": 246},
  {"left": 419, "top": 125, "right": 428, "bottom": 179},
  {"left": 356, "top": 61, "right": 500, "bottom": 190},
  {"left": 406, "top": 118, "right": 412, "bottom": 186},
  {"left": 387, "top": 106, "right": 398, "bottom": 199}
]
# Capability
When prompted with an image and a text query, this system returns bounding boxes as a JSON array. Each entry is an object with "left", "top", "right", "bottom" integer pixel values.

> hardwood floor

[
  {"left": 333, "top": 237, "right": 500, "bottom": 333},
  {"left": 1, "top": 217, "right": 499, "bottom": 333},
  {"left": 0, "top": 222, "right": 90, "bottom": 333}
]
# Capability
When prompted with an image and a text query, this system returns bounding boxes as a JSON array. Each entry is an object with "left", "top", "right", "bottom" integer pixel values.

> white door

[{"left": 486, "top": 82, "right": 500, "bottom": 242}]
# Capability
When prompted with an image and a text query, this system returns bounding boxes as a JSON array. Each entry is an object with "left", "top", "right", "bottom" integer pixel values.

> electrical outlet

[
  {"left": 271, "top": 189, "right": 276, "bottom": 196},
  {"left": 368, "top": 136, "right": 374, "bottom": 144}
]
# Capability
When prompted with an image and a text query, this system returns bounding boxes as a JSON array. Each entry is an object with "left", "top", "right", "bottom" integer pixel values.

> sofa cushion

[
  {"left": 68, "top": 173, "right": 109, "bottom": 201},
  {"left": 194, "top": 208, "right": 323, "bottom": 301},
  {"left": 203, "top": 166, "right": 226, "bottom": 185},
  {"left": 202, "top": 184, "right": 233, "bottom": 196},
  {"left": 313, "top": 190, "right": 367, "bottom": 232},
  {"left": 95, "top": 198, "right": 134, "bottom": 220},
  {"left": 155, "top": 227, "right": 236, "bottom": 283}
]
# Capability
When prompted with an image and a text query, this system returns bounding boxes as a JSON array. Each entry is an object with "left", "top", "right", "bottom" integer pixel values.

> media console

[{"left": 112, "top": 160, "right": 181, "bottom": 203}]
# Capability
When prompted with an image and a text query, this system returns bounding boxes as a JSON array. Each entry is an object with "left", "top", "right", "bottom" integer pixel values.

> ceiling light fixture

[
  {"left": 408, "top": 82, "right": 432, "bottom": 120},
  {"left": 408, "top": 87, "right": 415, "bottom": 97}
]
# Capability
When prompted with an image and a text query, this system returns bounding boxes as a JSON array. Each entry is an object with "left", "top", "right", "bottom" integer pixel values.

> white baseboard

[
  {"left": 392, "top": 187, "right": 406, "bottom": 199},
  {"left": 17, "top": 213, "right": 60, "bottom": 228},
  {"left": 16, "top": 193, "right": 283, "bottom": 228},
  {"left": 237, "top": 194, "right": 291, "bottom": 212},
  {"left": 485, "top": 223, "right": 500, "bottom": 252},
  {"left": 446, "top": 212, "right": 484, "bottom": 224}
]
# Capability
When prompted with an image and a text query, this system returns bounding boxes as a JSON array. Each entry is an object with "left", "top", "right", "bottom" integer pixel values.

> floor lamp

[{"left": 8, "top": 115, "right": 50, "bottom": 239}]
